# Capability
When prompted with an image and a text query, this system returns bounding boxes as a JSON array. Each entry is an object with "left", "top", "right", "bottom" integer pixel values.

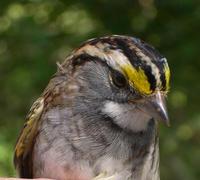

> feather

[{"left": 14, "top": 97, "right": 44, "bottom": 178}]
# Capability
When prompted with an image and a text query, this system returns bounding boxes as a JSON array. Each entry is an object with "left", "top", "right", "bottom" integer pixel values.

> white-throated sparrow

[{"left": 14, "top": 35, "right": 170, "bottom": 180}]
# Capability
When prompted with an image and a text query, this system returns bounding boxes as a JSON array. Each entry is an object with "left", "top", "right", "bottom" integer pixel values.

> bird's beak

[{"left": 136, "top": 91, "right": 170, "bottom": 126}]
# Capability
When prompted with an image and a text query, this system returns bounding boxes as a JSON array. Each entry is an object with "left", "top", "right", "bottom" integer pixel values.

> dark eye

[{"left": 110, "top": 70, "right": 127, "bottom": 88}]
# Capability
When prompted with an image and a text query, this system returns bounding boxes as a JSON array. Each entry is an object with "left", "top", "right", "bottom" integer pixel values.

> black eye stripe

[
  {"left": 113, "top": 38, "right": 142, "bottom": 69},
  {"left": 107, "top": 38, "right": 156, "bottom": 91},
  {"left": 160, "top": 72, "right": 166, "bottom": 91},
  {"left": 111, "top": 37, "right": 168, "bottom": 92},
  {"left": 70, "top": 35, "right": 169, "bottom": 93},
  {"left": 143, "top": 66, "right": 157, "bottom": 91}
]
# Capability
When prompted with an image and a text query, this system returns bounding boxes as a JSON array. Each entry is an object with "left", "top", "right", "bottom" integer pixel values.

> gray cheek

[{"left": 76, "top": 61, "right": 110, "bottom": 99}]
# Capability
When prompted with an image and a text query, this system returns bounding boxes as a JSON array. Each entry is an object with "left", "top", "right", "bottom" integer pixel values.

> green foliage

[{"left": 0, "top": 0, "right": 200, "bottom": 179}]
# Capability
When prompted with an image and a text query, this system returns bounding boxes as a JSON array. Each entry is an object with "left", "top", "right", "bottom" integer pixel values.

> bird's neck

[
  {"left": 114, "top": 119, "right": 160, "bottom": 180},
  {"left": 101, "top": 118, "right": 160, "bottom": 179},
  {"left": 140, "top": 134, "right": 160, "bottom": 180},
  {"left": 82, "top": 114, "right": 160, "bottom": 179},
  {"left": 72, "top": 100, "right": 160, "bottom": 179}
]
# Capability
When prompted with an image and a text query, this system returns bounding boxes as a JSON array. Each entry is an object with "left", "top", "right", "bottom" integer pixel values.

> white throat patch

[{"left": 102, "top": 101, "right": 152, "bottom": 132}]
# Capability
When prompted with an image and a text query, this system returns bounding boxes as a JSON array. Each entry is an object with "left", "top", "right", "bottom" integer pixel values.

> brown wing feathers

[{"left": 14, "top": 98, "right": 44, "bottom": 178}]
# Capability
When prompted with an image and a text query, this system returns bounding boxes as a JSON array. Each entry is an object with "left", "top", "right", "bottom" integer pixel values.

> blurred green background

[{"left": 0, "top": 0, "right": 200, "bottom": 179}]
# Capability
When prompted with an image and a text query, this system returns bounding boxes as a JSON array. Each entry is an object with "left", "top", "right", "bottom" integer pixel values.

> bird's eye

[{"left": 110, "top": 70, "right": 127, "bottom": 88}]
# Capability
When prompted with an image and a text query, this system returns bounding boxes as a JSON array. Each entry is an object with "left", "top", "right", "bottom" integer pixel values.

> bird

[{"left": 14, "top": 35, "right": 170, "bottom": 180}]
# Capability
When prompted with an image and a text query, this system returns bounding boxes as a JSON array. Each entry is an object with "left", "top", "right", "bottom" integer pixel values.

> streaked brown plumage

[{"left": 14, "top": 35, "right": 170, "bottom": 180}]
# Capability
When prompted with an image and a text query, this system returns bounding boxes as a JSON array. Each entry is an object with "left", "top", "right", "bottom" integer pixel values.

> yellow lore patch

[
  {"left": 122, "top": 64, "right": 152, "bottom": 95},
  {"left": 164, "top": 64, "right": 170, "bottom": 91}
]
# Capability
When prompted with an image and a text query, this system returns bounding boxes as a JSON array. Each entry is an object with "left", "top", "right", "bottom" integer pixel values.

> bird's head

[{"left": 64, "top": 35, "right": 170, "bottom": 132}]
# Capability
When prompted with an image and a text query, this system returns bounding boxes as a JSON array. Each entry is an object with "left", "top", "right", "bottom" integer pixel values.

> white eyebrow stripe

[
  {"left": 75, "top": 41, "right": 163, "bottom": 90},
  {"left": 75, "top": 43, "right": 132, "bottom": 73},
  {"left": 129, "top": 44, "right": 161, "bottom": 88}
]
